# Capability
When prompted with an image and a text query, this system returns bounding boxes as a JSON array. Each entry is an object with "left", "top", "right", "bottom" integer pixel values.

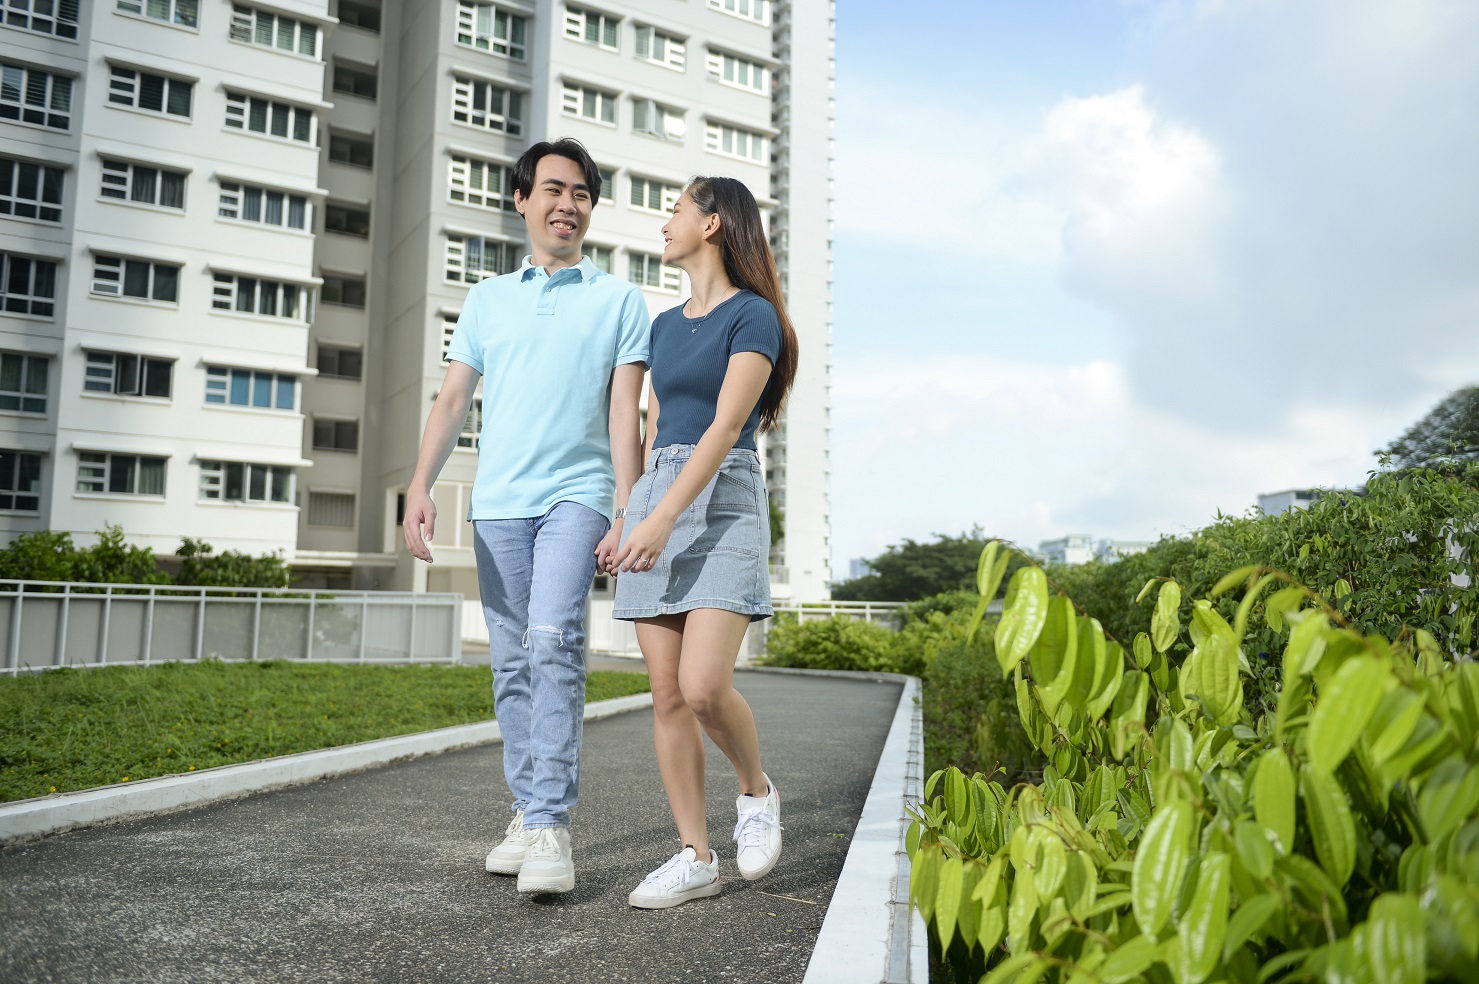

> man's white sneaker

[
  {"left": 485, "top": 810, "right": 532, "bottom": 875},
  {"left": 516, "top": 827, "right": 575, "bottom": 894},
  {"left": 628, "top": 847, "right": 722, "bottom": 910},
  {"left": 733, "top": 777, "right": 782, "bottom": 881}
]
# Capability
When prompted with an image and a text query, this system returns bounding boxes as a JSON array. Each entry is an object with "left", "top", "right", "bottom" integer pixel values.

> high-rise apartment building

[{"left": 0, "top": 0, "right": 833, "bottom": 600}]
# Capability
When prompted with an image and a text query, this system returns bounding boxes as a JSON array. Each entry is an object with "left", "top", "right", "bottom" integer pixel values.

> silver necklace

[{"left": 687, "top": 288, "right": 735, "bottom": 333}]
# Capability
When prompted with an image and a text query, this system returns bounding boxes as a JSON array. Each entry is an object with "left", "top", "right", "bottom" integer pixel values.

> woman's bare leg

[
  {"left": 637, "top": 614, "right": 711, "bottom": 856},
  {"left": 677, "top": 609, "right": 766, "bottom": 795}
]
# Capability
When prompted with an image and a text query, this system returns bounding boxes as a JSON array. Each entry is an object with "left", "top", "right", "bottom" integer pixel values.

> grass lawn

[{"left": 0, "top": 660, "right": 650, "bottom": 803}]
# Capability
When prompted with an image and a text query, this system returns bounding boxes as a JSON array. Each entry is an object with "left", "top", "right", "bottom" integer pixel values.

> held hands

[
  {"left": 612, "top": 513, "right": 675, "bottom": 574},
  {"left": 402, "top": 488, "right": 437, "bottom": 563},
  {"left": 593, "top": 523, "right": 624, "bottom": 574}
]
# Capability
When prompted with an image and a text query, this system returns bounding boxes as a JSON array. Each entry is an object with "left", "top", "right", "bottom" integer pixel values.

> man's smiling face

[{"left": 515, "top": 154, "right": 592, "bottom": 265}]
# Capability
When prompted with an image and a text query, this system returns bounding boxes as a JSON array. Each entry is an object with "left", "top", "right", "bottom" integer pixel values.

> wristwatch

[{"left": 613, "top": 507, "right": 626, "bottom": 520}]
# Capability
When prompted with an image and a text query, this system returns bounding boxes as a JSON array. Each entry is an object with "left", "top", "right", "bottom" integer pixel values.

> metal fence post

[
  {"left": 305, "top": 591, "right": 317, "bottom": 660},
  {"left": 408, "top": 593, "right": 418, "bottom": 661},
  {"left": 251, "top": 588, "right": 262, "bottom": 662},
  {"left": 54, "top": 585, "right": 69, "bottom": 668},
  {"left": 359, "top": 596, "right": 368, "bottom": 662},
  {"left": 143, "top": 587, "right": 156, "bottom": 666},
  {"left": 7, "top": 586, "right": 21, "bottom": 675},
  {"left": 98, "top": 585, "right": 112, "bottom": 667},
  {"left": 195, "top": 588, "right": 206, "bottom": 661}
]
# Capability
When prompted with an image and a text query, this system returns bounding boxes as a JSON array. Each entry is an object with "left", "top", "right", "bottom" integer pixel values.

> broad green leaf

[
  {"left": 971, "top": 856, "right": 1006, "bottom": 905},
  {"left": 1211, "top": 565, "right": 1260, "bottom": 597},
  {"left": 1307, "top": 655, "right": 1389, "bottom": 772},
  {"left": 1275, "top": 853, "right": 1349, "bottom": 926},
  {"left": 1098, "top": 935, "right": 1159, "bottom": 983},
  {"left": 1064, "top": 851, "right": 1098, "bottom": 920},
  {"left": 1087, "top": 641, "right": 1126, "bottom": 721},
  {"left": 967, "top": 592, "right": 992, "bottom": 646},
  {"left": 1133, "top": 632, "right": 1153, "bottom": 668},
  {"left": 911, "top": 846, "right": 939, "bottom": 923},
  {"left": 1135, "top": 578, "right": 1159, "bottom": 604},
  {"left": 935, "top": 856, "right": 963, "bottom": 953},
  {"left": 1030, "top": 596, "right": 1078, "bottom": 716},
  {"left": 981, "top": 954, "right": 1039, "bottom": 984},
  {"left": 1068, "top": 616, "right": 1105, "bottom": 711},
  {"left": 1302, "top": 765, "right": 1356, "bottom": 887},
  {"left": 977, "top": 904, "right": 1006, "bottom": 956},
  {"left": 1223, "top": 893, "right": 1281, "bottom": 960},
  {"left": 1366, "top": 688, "right": 1426, "bottom": 769},
  {"left": 1252, "top": 750, "right": 1295, "bottom": 854},
  {"left": 1234, "top": 820, "right": 1274, "bottom": 880},
  {"left": 1152, "top": 581, "right": 1182, "bottom": 653},
  {"left": 1356, "top": 893, "right": 1425, "bottom": 984},
  {"left": 1179, "top": 631, "right": 1243, "bottom": 727},
  {"left": 1034, "top": 831, "right": 1068, "bottom": 898},
  {"left": 1132, "top": 799, "right": 1194, "bottom": 936},
  {"left": 1176, "top": 852, "right": 1231, "bottom": 984},
  {"left": 1417, "top": 759, "right": 1479, "bottom": 842},
  {"left": 956, "top": 862, "right": 981, "bottom": 953},
  {"left": 976, "top": 540, "right": 1001, "bottom": 596},
  {"left": 1111, "top": 671, "right": 1150, "bottom": 761},
  {"left": 1007, "top": 867, "right": 1037, "bottom": 953},
  {"left": 996, "top": 566, "right": 1049, "bottom": 675},
  {"left": 1264, "top": 586, "right": 1306, "bottom": 632},
  {"left": 1283, "top": 611, "right": 1328, "bottom": 679},
  {"left": 1233, "top": 573, "right": 1278, "bottom": 640}
]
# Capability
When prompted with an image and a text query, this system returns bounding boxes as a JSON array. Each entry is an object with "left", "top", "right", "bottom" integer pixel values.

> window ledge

[
  {"left": 81, "top": 392, "right": 173, "bottom": 406},
  {"left": 221, "top": 126, "right": 318, "bottom": 151},
  {"left": 107, "top": 102, "right": 193, "bottom": 125},
  {"left": 113, "top": 10, "right": 201, "bottom": 34},
  {"left": 89, "top": 292, "right": 180, "bottom": 309},
  {"left": 216, "top": 216, "right": 315, "bottom": 237},
  {"left": 98, "top": 195, "right": 185, "bottom": 216},
  {"left": 227, "top": 37, "right": 323, "bottom": 63},
  {"left": 198, "top": 499, "right": 299, "bottom": 510},
  {"left": 74, "top": 492, "right": 167, "bottom": 503},
  {"left": 202, "top": 403, "right": 305, "bottom": 419},
  {"left": 208, "top": 308, "right": 311, "bottom": 328}
]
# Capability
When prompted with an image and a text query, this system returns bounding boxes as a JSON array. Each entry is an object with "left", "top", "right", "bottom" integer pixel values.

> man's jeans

[{"left": 473, "top": 502, "right": 608, "bottom": 829}]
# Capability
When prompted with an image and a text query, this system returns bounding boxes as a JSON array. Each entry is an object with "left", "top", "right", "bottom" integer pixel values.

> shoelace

[
  {"left": 642, "top": 852, "right": 699, "bottom": 889},
  {"left": 733, "top": 806, "right": 781, "bottom": 848},
  {"left": 526, "top": 828, "right": 562, "bottom": 861}
]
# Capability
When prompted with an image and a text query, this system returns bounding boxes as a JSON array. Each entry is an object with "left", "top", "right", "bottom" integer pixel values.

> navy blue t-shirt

[{"left": 649, "top": 290, "right": 783, "bottom": 451}]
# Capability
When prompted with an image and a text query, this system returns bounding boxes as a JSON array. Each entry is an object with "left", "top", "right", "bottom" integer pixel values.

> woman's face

[{"left": 660, "top": 190, "right": 714, "bottom": 267}]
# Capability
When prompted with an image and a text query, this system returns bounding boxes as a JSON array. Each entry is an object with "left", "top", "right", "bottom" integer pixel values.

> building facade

[{"left": 0, "top": 0, "right": 833, "bottom": 601}]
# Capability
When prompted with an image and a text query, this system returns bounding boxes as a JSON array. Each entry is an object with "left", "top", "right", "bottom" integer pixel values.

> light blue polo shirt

[{"left": 446, "top": 255, "right": 650, "bottom": 520}]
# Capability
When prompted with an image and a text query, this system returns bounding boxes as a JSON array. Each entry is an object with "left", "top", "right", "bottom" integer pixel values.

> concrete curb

[
  {"left": 740, "top": 666, "right": 927, "bottom": 984},
  {"left": 0, "top": 691, "right": 654, "bottom": 845}
]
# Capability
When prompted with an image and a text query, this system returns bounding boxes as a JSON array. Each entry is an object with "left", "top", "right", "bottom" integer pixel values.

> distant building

[
  {"left": 847, "top": 557, "right": 872, "bottom": 581},
  {"left": 1257, "top": 489, "right": 1321, "bottom": 515},
  {"left": 1039, "top": 534, "right": 1094, "bottom": 566},
  {"left": 1094, "top": 538, "right": 1152, "bottom": 562}
]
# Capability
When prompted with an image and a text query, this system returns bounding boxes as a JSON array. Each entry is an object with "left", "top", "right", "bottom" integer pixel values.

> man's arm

[
  {"left": 402, "top": 360, "right": 481, "bottom": 563},
  {"left": 595, "top": 362, "right": 646, "bottom": 572}
]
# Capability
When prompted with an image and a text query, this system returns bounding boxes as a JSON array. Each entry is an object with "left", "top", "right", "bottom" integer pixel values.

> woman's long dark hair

[{"left": 686, "top": 176, "right": 798, "bottom": 433}]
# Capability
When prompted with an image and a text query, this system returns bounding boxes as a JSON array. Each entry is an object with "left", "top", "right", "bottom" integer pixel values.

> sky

[{"left": 827, "top": 0, "right": 1479, "bottom": 575}]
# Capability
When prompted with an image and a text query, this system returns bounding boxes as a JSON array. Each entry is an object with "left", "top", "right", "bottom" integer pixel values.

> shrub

[
  {"left": 761, "top": 613, "right": 902, "bottom": 673},
  {"left": 908, "top": 543, "right": 1479, "bottom": 983},
  {"left": 0, "top": 526, "right": 291, "bottom": 589},
  {"left": 922, "top": 638, "right": 1036, "bottom": 785}
]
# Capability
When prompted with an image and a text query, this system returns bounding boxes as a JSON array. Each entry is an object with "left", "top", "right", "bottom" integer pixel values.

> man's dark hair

[{"left": 512, "top": 138, "right": 602, "bottom": 206}]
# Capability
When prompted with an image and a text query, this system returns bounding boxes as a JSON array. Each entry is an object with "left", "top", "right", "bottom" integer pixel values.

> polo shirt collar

[{"left": 518, "top": 256, "right": 601, "bottom": 283}]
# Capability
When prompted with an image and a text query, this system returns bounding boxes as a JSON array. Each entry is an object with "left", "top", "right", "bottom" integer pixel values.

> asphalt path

[{"left": 0, "top": 672, "right": 903, "bottom": 984}]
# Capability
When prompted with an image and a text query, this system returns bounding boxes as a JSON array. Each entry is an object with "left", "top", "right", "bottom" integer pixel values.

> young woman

[{"left": 606, "top": 176, "right": 799, "bottom": 909}]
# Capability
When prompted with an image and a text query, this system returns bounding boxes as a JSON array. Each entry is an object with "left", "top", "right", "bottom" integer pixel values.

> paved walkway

[{"left": 0, "top": 672, "right": 904, "bottom": 984}]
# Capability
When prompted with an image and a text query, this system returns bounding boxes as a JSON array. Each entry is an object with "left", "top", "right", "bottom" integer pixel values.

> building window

[
  {"left": 629, "top": 252, "right": 680, "bottom": 293},
  {"left": 199, "top": 460, "right": 292, "bottom": 503},
  {"left": 218, "top": 183, "right": 308, "bottom": 230},
  {"left": 321, "top": 275, "right": 365, "bottom": 308},
  {"left": 331, "top": 61, "right": 376, "bottom": 100},
  {"left": 84, "top": 352, "right": 172, "bottom": 399},
  {"left": 451, "top": 77, "right": 522, "bottom": 135},
  {"left": 229, "top": 5, "right": 319, "bottom": 57},
  {"left": 586, "top": 244, "right": 613, "bottom": 274},
  {"left": 0, "top": 158, "right": 63, "bottom": 223},
  {"left": 205, "top": 366, "right": 297, "bottom": 410},
  {"left": 92, "top": 255, "right": 180, "bottom": 303},
  {"left": 336, "top": 0, "right": 379, "bottom": 33},
  {"left": 449, "top": 155, "right": 515, "bottom": 212},
  {"left": 1, "top": 253, "right": 57, "bottom": 317},
  {"left": 563, "top": 5, "right": 617, "bottom": 49},
  {"left": 225, "top": 92, "right": 315, "bottom": 144},
  {"left": 629, "top": 176, "right": 681, "bottom": 214},
  {"left": 631, "top": 99, "right": 684, "bottom": 141},
  {"left": 101, "top": 159, "right": 186, "bottom": 211},
  {"left": 317, "top": 345, "right": 362, "bottom": 380},
  {"left": 598, "top": 167, "right": 613, "bottom": 203},
  {"left": 312, "top": 418, "right": 358, "bottom": 452},
  {"left": 635, "top": 26, "right": 686, "bottom": 70},
  {"left": 458, "top": 398, "right": 483, "bottom": 449},
  {"left": 456, "top": 2, "right": 526, "bottom": 59},
  {"left": 0, "top": 450, "right": 41, "bottom": 511},
  {"left": 706, "top": 50, "right": 767, "bottom": 93},
  {"left": 707, "top": 0, "right": 768, "bottom": 25},
  {"left": 117, "top": 0, "right": 198, "bottom": 27},
  {"left": 705, "top": 121, "right": 768, "bottom": 164},
  {"left": 0, "top": 352, "right": 48, "bottom": 413},
  {"left": 108, "top": 66, "right": 193, "bottom": 118},
  {"left": 328, "top": 131, "right": 373, "bottom": 168},
  {"left": 441, "top": 316, "right": 457, "bottom": 361},
  {"left": 7, "top": 0, "right": 80, "bottom": 39},
  {"left": 77, "top": 452, "right": 166, "bottom": 497},
  {"left": 324, "top": 202, "right": 370, "bottom": 237},
  {"left": 560, "top": 83, "right": 616, "bottom": 125},
  {"left": 446, "top": 235, "right": 520, "bottom": 284},
  {"left": 1, "top": 63, "right": 74, "bottom": 130},
  {"left": 211, "top": 274, "right": 312, "bottom": 322},
  {"left": 306, "top": 491, "right": 354, "bottom": 527}
]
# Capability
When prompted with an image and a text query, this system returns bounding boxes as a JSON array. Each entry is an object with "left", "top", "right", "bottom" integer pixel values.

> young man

[{"left": 402, "top": 138, "right": 648, "bottom": 895}]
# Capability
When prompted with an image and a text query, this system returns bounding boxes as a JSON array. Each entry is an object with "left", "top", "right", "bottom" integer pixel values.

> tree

[
  {"left": 832, "top": 527, "right": 1028, "bottom": 602},
  {"left": 1380, "top": 383, "right": 1479, "bottom": 469}
]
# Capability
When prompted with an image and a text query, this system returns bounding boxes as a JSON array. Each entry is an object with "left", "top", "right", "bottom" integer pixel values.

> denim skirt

[{"left": 612, "top": 444, "right": 773, "bottom": 622}]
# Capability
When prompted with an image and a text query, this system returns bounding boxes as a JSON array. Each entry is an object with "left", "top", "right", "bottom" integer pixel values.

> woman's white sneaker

[
  {"left": 733, "top": 778, "right": 782, "bottom": 880},
  {"left": 628, "top": 848, "right": 722, "bottom": 909},
  {"left": 485, "top": 810, "right": 532, "bottom": 875}
]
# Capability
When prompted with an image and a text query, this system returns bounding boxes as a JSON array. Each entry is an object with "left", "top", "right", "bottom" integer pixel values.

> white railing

[
  {"left": 773, "top": 600, "right": 907, "bottom": 627},
  {"left": 1, "top": 580, "right": 463, "bottom": 675}
]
